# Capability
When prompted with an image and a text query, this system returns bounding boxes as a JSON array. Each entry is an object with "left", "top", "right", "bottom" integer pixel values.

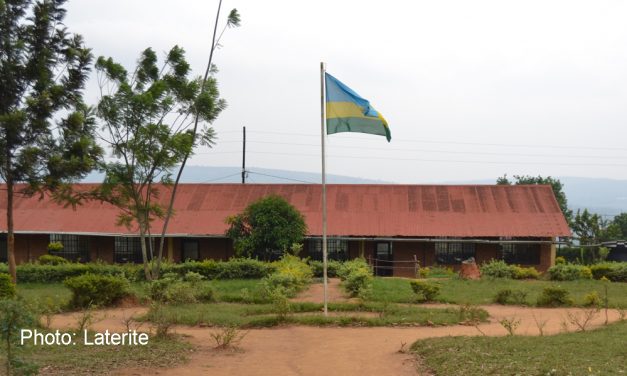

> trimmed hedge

[
  {"left": 308, "top": 260, "right": 342, "bottom": 278},
  {"left": 547, "top": 264, "right": 592, "bottom": 281},
  {"left": 64, "top": 274, "right": 130, "bottom": 308},
  {"left": 480, "top": 260, "right": 539, "bottom": 280},
  {"left": 0, "top": 258, "right": 274, "bottom": 283},
  {"left": 0, "top": 273, "right": 16, "bottom": 299},
  {"left": 589, "top": 262, "right": 627, "bottom": 282}
]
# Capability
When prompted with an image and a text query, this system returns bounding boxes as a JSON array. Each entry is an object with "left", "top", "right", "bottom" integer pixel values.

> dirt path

[
  {"left": 48, "top": 284, "right": 624, "bottom": 376},
  {"left": 292, "top": 277, "right": 347, "bottom": 303}
]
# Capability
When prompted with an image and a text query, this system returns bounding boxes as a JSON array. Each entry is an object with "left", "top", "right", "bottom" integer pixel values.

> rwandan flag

[{"left": 325, "top": 73, "right": 391, "bottom": 142}]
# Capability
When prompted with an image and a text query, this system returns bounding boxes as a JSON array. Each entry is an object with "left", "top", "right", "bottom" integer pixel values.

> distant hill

[
  {"left": 445, "top": 176, "right": 627, "bottom": 217},
  {"left": 81, "top": 165, "right": 389, "bottom": 185},
  {"left": 82, "top": 168, "right": 627, "bottom": 216}
]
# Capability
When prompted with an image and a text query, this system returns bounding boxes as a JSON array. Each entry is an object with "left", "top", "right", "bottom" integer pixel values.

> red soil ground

[{"left": 49, "top": 280, "right": 623, "bottom": 376}]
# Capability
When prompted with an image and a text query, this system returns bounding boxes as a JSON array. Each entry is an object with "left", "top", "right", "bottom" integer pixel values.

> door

[
  {"left": 375, "top": 242, "right": 393, "bottom": 276},
  {"left": 182, "top": 239, "right": 200, "bottom": 261}
]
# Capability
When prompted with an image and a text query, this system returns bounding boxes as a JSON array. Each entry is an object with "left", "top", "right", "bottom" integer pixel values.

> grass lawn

[
  {"left": 142, "top": 301, "right": 487, "bottom": 328},
  {"left": 370, "top": 277, "right": 627, "bottom": 308},
  {"left": 411, "top": 320, "right": 627, "bottom": 375},
  {"left": 1, "top": 335, "right": 191, "bottom": 375},
  {"left": 15, "top": 279, "right": 266, "bottom": 311}
]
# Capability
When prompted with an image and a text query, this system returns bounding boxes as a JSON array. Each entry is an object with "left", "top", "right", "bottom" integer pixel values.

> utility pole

[{"left": 241, "top": 126, "right": 246, "bottom": 184}]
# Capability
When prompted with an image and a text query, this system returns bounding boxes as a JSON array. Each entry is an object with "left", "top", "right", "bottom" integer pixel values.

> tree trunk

[
  {"left": 6, "top": 177, "right": 17, "bottom": 283},
  {"left": 139, "top": 225, "right": 153, "bottom": 281}
]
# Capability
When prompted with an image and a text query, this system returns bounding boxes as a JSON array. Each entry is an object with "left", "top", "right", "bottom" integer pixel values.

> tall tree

[
  {"left": 0, "top": 0, "right": 101, "bottom": 282},
  {"left": 94, "top": 46, "right": 224, "bottom": 280},
  {"left": 226, "top": 195, "right": 307, "bottom": 260},
  {"left": 155, "top": 5, "right": 240, "bottom": 278},
  {"left": 497, "top": 174, "right": 573, "bottom": 224},
  {"left": 610, "top": 213, "right": 627, "bottom": 239}
]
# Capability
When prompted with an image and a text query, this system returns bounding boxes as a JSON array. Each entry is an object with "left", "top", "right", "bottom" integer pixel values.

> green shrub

[
  {"left": 536, "top": 286, "right": 573, "bottom": 307},
  {"left": 555, "top": 256, "right": 566, "bottom": 265},
  {"left": 344, "top": 268, "right": 373, "bottom": 298},
  {"left": 548, "top": 264, "right": 592, "bottom": 281},
  {"left": 162, "top": 281, "right": 197, "bottom": 305},
  {"left": 428, "top": 266, "right": 455, "bottom": 277},
  {"left": 0, "top": 273, "right": 16, "bottom": 299},
  {"left": 308, "top": 259, "right": 342, "bottom": 278},
  {"left": 47, "top": 241, "right": 64, "bottom": 253},
  {"left": 262, "top": 255, "right": 312, "bottom": 297},
  {"left": 196, "top": 285, "right": 216, "bottom": 303},
  {"left": 337, "top": 258, "right": 371, "bottom": 281},
  {"left": 512, "top": 266, "right": 540, "bottom": 280},
  {"left": 493, "top": 289, "right": 528, "bottom": 305},
  {"left": 480, "top": 259, "right": 515, "bottom": 279},
  {"left": 38, "top": 254, "right": 69, "bottom": 265},
  {"left": 64, "top": 274, "right": 130, "bottom": 308},
  {"left": 336, "top": 258, "right": 373, "bottom": 298},
  {"left": 183, "top": 271, "right": 205, "bottom": 285},
  {"left": 410, "top": 280, "right": 440, "bottom": 302},
  {"left": 583, "top": 291, "right": 601, "bottom": 307},
  {"left": 590, "top": 262, "right": 627, "bottom": 282},
  {"left": 148, "top": 274, "right": 214, "bottom": 304}
]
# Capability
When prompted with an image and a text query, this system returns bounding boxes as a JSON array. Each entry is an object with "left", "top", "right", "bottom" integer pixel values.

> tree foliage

[
  {"left": 226, "top": 195, "right": 307, "bottom": 260},
  {"left": 497, "top": 174, "right": 572, "bottom": 224},
  {"left": 94, "top": 46, "right": 225, "bottom": 280},
  {"left": 0, "top": 0, "right": 102, "bottom": 282}
]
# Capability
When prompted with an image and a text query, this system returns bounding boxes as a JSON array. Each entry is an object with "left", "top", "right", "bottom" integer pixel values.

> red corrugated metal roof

[{"left": 0, "top": 183, "right": 571, "bottom": 237}]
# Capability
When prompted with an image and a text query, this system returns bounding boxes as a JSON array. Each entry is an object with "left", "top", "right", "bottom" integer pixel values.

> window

[
  {"left": 308, "top": 239, "right": 348, "bottom": 261},
  {"left": 182, "top": 239, "right": 200, "bottom": 261},
  {"left": 499, "top": 242, "right": 541, "bottom": 265},
  {"left": 114, "top": 237, "right": 141, "bottom": 263},
  {"left": 49, "top": 234, "right": 89, "bottom": 262},
  {"left": 435, "top": 241, "right": 475, "bottom": 264},
  {"left": 0, "top": 234, "right": 6, "bottom": 263}
]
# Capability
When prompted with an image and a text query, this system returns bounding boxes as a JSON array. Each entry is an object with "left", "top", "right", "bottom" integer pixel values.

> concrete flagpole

[{"left": 320, "top": 62, "right": 328, "bottom": 316}]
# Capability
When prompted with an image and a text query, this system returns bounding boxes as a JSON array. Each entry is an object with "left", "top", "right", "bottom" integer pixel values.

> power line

[
  {"left": 244, "top": 130, "right": 626, "bottom": 151},
  {"left": 207, "top": 140, "right": 627, "bottom": 160},
  {"left": 232, "top": 150, "right": 627, "bottom": 167},
  {"left": 247, "top": 170, "right": 318, "bottom": 184},
  {"left": 199, "top": 172, "right": 241, "bottom": 183}
]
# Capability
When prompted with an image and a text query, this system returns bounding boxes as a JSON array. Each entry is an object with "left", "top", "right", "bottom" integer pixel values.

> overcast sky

[{"left": 65, "top": 0, "right": 627, "bottom": 183}]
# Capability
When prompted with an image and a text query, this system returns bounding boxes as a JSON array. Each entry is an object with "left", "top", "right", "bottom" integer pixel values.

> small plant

[
  {"left": 75, "top": 304, "right": 99, "bottom": 333},
  {"left": 532, "top": 314, "right": 548, "bottom": 336},
  {"left": 38, "top": 254, "right": 69, "bottom": 265},
  {"left": 196, "top": 284, "right": 216, "bottom": 303},
  {"left": 0, "top": 299, "right": 38, "bottom": 375},
  {"left": 47, "top": 241, "right": 65, "bottom": 254},
  {"left": 512, "top": 266, "right": 540, "bottom": 280},
  {"left": 268, "top": 286, "right": 291, "bottom": 320},
  {"left": 499, "top": 316, "right": 521, "bottom": 336},
  {"left": 211, "top": 326, "right": 248, "bottom": 349},
  {"left": 38, "top": 297, "right": 61, "bottom": 329},
  {"left": 150, "top": 303, "right": 174, "bottom": 338},
  {"left": 183, "top": 271, "right": 205, "bottom": 286},
  {"left": 548, "top": 263, "right": 592, "bottom": 281},
  {"left": 536, "top": 286, "right": 573, "bottom": 307},
  {"left": 566, "top": 308, "right": 599, "bottom": 332},
  {"left": 397, "top": 341, "right": 408, "bottom": 353},
  {"left": 410, "top": 280, "right": 440, "bottom": 302},
  {"left": 555, "top": 256, "right": 566, "bottom": 265},
  {"left": 0, "top": 273, "right": 16, "bottom": 299},
  {"left": 583, "top": 291, "right": 601, "bottom": 307},
  {"left": 344, "top": 268, "right": 373, "bottom": 298},
  {"left": 457, "top": 304, "right": 486, "bottom": 325},
  {"left": 493, "top": 289, "right": 528, "bottom": 305}
]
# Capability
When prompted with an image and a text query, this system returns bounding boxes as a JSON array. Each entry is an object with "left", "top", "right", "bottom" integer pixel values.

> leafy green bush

[
  {"left": 262, "top": 255, "right": 312, "bottom": 297},
  {"left": 0, "top": 273, "right": 16, "bottom": 299},
  {"left": 493, "top": 288, "right": 528, "bottom": 305},
  {"left": 480, "top": 259, "right": 515, "bottom": 279},
  {"left": 64, "top": 274, "right": 131, "bottom": 308},
  {"left": 47, "top": 241, "right": 64, "bottom": 253},
  {"left": 583, "top": 291, "right": 601, "bottom": 307},
  {"left": 536, "top": 286, "right": 573, "bottom": 307},
  {"left": 336, "top": 258, "right": 373, "bottom": 298},
  {"left": 38, "top": 254, "right": 70, "bottom": 265},
  {"left": 548, "top": 264, "right": 592, "bottom": 281},
  {"left": 308, "top": 259, "right": 342, "bottom": 278},
  {"left": 590, "top": 262, "right": 627, "bottom": 282},
  {"left": 555, "top": 256, "right": 566, "bottom": 265},
  {"left": 512, "top": 266, "right": 540, "bottom": 280},
  {"left": 344, "top": 268, "right": 373, "bottom": 298},
  {"left": 148, "top": 274, "right": 215, "bottom": 304},
  {"left": 410, "top": 280, "right": 440, "bottom": 302}
]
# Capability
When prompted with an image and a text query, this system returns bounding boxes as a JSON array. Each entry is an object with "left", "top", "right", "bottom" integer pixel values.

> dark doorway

[
  {"left": 375, "top": 242, "right": 393, "bottom": 276},
  {"left": 182, "top": 239, "right": 200, "bottom": 261}
]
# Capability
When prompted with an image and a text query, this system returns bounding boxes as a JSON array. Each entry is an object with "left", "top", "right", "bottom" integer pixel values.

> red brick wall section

[{"left": 14, "top": 234, "right": 48, "bottom": 263}]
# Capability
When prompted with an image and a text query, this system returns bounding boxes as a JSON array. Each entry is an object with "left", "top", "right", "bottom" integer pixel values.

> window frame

[
  {"left": 308, "top": 238, "right": 349, "bottom": 261},
  {"left": 434, "top": 240, "right": 476, "bottom": 264},
  {"left": 49, "top": 234, "right": 90, "bottom": 262},
  {"left": 499, "top": 239, "right": 541, "bottom": 265}
]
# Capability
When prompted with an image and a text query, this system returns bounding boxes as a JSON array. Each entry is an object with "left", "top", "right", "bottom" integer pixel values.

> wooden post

[{"left": 414, "top": 254, "right": 419, "bottom": 278}]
